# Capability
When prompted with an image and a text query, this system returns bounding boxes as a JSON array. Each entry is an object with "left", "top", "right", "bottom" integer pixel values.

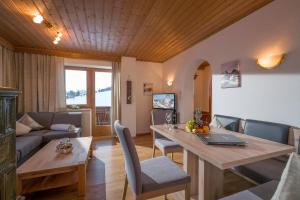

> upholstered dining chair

[
  {"left": 151, "top": 109, "right": 182, "bottom": 159},
  {"left": 114, "top": 120, "right": 191, "bottom": 200}
]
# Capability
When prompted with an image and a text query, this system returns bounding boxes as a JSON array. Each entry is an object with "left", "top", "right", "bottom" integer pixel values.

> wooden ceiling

[{"left": 0, "top": 0, "right": 272, "bottom": 62}]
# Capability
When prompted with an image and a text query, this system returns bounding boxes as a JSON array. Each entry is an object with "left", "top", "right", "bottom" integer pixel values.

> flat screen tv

[{"left": 153, "top": 93, "right": 176, "bottom": 110}]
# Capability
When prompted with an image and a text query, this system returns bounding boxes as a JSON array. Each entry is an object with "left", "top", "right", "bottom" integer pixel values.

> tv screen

[{"left": 153, "top": 93, "right": 175, "bottom": 109}]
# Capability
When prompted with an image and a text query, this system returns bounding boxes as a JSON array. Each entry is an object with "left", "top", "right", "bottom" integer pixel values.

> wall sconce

[
  {"left": 167, "top": 80, "right": 173, "bottom": 86},
  {"left": 257, "top": 54, "right": 285, "bottom": 69}
]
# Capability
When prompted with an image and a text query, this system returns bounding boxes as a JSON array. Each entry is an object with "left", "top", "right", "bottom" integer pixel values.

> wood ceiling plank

[
  {"left": 0, "top": 0, "right": 273, "bottom": 62},
  {"left": 0, "top": 0, "right": 41, "bottom": 47},
  {"left": 51, "top": 0, "right": 83, "bottom": 50},
  {"left": 135, "top": 0, "right": 213, "bottom": 60},
  {"left": 9, "top": 0, "right": 54, "bottom": 47},
  {"left": 39, "top": 0, "right": 78, "bottom": 49},
  {"left": 156, "top": 0, "right": 272, "bottom": 61},
  {"left": 63, "top": 0, "right": 86, "bottom": 49}
]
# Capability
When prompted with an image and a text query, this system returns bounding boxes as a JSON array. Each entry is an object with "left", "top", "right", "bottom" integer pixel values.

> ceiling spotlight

[
  {"left": 57, "top": 32, "right": 63, "bottom": 37},
  {"left": 33, "top": 14, "right": 44, "bottom": 24},
  {"left": 53, "top": 40, "right": 59, "bottom": 45},
  {"left": 55, "top": 36, "right": 61, "bottom": 41}
]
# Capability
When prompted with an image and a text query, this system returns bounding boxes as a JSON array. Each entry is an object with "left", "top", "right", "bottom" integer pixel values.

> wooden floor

[{"left": 26, "top": 134, "right": 255, "bottom": 200}]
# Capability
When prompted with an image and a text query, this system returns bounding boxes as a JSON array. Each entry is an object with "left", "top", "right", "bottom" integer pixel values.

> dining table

[{"left": 150, "top": 124, "right": 295, "bottom": 200}]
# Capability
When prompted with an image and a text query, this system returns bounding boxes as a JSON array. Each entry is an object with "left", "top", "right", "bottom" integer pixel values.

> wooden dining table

[{"left": 150, "top": 124, "right": 295, "bottom": 200}]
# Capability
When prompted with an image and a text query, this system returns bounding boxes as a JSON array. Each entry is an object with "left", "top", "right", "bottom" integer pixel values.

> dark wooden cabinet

[{"left": 0, "top": 87, "right": 19, "bottom": 200}]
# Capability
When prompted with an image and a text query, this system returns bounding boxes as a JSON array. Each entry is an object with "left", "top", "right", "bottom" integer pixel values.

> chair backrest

[
  {"left": 151, "top": 109, "right": 173, "bottom": 139},
  {"left": 244, "top": 119, "right": 290, "bottom": 144},
  {"left": 114, "top": 120, "right": 142, "bottom": 195},
  {"left": 215, "top": 114, "right": 240, "bottom": 132}
]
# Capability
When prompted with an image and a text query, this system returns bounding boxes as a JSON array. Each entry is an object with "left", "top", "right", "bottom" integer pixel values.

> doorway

[
  {"left": 193, "top": 61, "right": 212, "bottom": 123},
  {"left": 65, "top": 66, "right": 112, "bottom": 137}
]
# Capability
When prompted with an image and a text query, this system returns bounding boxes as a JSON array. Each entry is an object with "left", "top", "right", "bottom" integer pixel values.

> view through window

[
  {"left": 95, "top": 72, "right": 112, "bottom": 125},
  {"left": 65, "top": 69, "right": 87, "bottom": 105}
]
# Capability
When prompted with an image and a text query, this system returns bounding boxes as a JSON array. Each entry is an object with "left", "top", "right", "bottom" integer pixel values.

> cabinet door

[{"left": 0, "top": 165, "right": 16, "bottom": 200}]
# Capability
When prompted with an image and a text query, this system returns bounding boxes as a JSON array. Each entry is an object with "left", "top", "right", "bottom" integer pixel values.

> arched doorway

[{"left": 193, "top": 61, "right": 212, "bottom": 123}]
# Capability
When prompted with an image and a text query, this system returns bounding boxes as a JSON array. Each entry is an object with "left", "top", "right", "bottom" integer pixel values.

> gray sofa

[
  {"left": 16, "top": 112, "right": 82, "bottom": 166},
  {"left": 214, "top": 116, "right": 299, "bottom": 200}
]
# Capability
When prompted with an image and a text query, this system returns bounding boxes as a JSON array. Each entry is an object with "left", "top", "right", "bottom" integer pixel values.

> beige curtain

[
  {"left": 0, "top": 45, "right": 16, "bottom": 87},
  {"left": 15, "top": 53, "right": 66, "bottom": 112},
  {"left": 111, "top": 61, "right": 121, "bottom": 134}
]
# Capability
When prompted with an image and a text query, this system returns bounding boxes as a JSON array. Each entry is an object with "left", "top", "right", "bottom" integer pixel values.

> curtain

[
  {"left": 0, "top": 45, "right": 16, "bottom": 87},
  {"left": 111, "top": 61, "right": 121, "bottom": 135},
  {"left": 15, "top": 53, "right": 66, "bottom": 112}
]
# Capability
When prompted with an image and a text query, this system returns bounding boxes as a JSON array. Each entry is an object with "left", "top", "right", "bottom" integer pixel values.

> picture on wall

[
  {"left": 221, "top": 60, "right": 241, "bottom": 88},
  {"left": 143, "top": 82, "right": 153, "bottom": 96}
]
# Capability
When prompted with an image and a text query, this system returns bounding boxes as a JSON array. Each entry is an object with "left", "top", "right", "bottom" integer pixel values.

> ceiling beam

[
  {"left": 14, "top": 47, "right": 121, "bottom": 61},
  {"left": 0, "top": 36, "right": 14, "bottom": 50}
]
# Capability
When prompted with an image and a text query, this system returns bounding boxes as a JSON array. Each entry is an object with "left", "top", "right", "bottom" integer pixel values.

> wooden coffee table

[{"left": 17, "top": 137, "right": 92, "bottom": 197}]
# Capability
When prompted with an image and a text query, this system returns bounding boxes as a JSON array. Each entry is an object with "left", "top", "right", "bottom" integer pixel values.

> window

[
  {"left": 95, "top": 72, "right": 112, "bottom": 107},
  {"left": 65, "top": 69, "right": 87, "bottom": 105}
]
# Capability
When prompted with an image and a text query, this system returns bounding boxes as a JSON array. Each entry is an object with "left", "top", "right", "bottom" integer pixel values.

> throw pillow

[
  {"left": 271, "top": 153, "right": 300, "bottom": 200},
  {"left": 16, "top": 121, "right": 32, "bottom": 136},
  {"left": 18, "top": 113, "right": 43, "bottom": 130},
  {"left": 239, "top": 119, "right": 246, "bottom": 133},
  {"left": 209, "top": 116, "right": 223, "bottom": 129},
  {"left": 50, "top": 124, "right": 76, "bottom": 132}
]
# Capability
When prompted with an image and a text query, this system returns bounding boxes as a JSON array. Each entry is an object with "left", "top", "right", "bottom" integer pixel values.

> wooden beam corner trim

[
  {"left": 14, "top": 47, "right": 121, "bottom": 62},
  {"left": 0, "top": 36, "right": 15, "bottom": 50}
]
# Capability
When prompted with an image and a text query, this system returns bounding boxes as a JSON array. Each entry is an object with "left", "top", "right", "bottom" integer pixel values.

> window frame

[{"left": 64, "top": 66, "right": 112, "bottom": 109}]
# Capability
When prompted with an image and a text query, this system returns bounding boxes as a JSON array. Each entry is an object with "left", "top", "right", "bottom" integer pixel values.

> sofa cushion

[
  {"left": 220, "top": 180, "right": 278, "bottom": 200},
  {"left": 215, "top": 115, "right": 240, "bottom": 132},
  {"left": 18, "top": 112, "right": 55, "bottom": 129},
  {"left": 52, "top": 112, "right": 82, "bottom": 127},
  {"left": 244, "top": 119, "right": 290, "bottom": 144},
  {"left": 16, "top": 136, "right": 43, "bottom": 163},
  {"left": 235, "top": 158, "right": 286, "bottom": 184},
  {"left": 41, "top": 129, "right": 80, "bottom": 143},
  {"left": 16, "top": 121, "right": 32, "bottom": 136},
  {"left": 18, "top": 113, "right": 44, "bottom": 130}
]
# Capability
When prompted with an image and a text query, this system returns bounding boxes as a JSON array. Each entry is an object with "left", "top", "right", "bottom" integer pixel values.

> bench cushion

[
  {"left": 235, "top": 158, "right": 286, "bottom": 184},
  {"left": 220, "top": 180, "right": 278, "bottom": 200},
  {"left": 244, "top": 119, "right": 290, "bottom": 144},
  {"left": 215, "top": 115, "right": 240, "bottom": 132}
]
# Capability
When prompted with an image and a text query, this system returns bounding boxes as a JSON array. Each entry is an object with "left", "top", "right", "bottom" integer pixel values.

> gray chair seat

[
  {"left": 141, "top": 156, "right": 190, "bottom": 193},
  {"left": 16, "top": 136, "right": 43, "bottom": 164},
  {"left": 234, "top": 158, "right": 286, "bottom": 184},
  {"left": 154, "top": 138, "right": 182, "bottom": 153},
  {"left": 220, "top": 180, "right": 278, "bottom": 200}
]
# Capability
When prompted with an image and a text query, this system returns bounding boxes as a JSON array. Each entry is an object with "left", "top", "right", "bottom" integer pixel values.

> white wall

[
  {"left": 162, "top": 0, "right": 300, "bottom": 127},
  {"left": 121, "top": 57, "right": 137, "bottom": 136},
  {"left": 136, "top": 61, "right": 163, "bottom": 134},
  {"left": 121, "top": 57, "right": 163, "bottom": 136}
]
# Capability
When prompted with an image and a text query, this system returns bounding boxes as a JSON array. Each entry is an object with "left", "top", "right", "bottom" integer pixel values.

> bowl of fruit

[{"left": 185, "top": 119, "right": 210, "bottom": 134}]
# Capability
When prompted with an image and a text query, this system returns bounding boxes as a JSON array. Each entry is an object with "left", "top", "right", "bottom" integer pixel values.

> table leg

[
  {"left": 198, "top": 158, "right": 224, "bottom": 200},
  {"left": 173, "top": 150, "right": 199, "bottom": 200},
  {"left": 78, "top": 164, "right": 86, "bottom": 197},
  {"left": 184, "top": 150, "right": 199, "bottom": 197}
]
